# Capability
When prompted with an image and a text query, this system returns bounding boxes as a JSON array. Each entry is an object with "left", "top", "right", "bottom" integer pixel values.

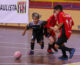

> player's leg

[
  {"left": 45, "top": 28, "right": 57, "bottom": 54},
  {"left": 47, "top": 36, "right": 54, "bottom": 54},
  {"left": 58, "top": 35, "right": 75, "bottom": 59},
  {"left": 58, "top": 43, "right": 68, "bottom": 60},
  {"left": 59, "top": 44, "right": 75, "bottom": 59},
  {"left": 52, "top": 35, "right": 58, "bottom": 52},
  {"left": 39, "top": 41, "right": 44, "bottom": 49},
  {"left": 37, "top": 35, "right": 44, "bottom": 49},
  {"left": 55, "top": 37, "right": 68, "bottom": 60},
  {"left": 55, "top": 38, "right": 75, "bottom": 60},
  {"left": 29, "top": 35, "right": 35, "bottom": 55}
]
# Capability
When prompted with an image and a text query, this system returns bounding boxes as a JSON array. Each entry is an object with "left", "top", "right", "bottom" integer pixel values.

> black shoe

[{"left": 59, "top": 55, "right": 68, "bottom": 60}]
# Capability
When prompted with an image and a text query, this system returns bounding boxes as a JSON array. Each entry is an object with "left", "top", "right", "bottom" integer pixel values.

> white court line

[
  {"left": 0, "top": 46, "right": 27, "bottom": 49},
  {"left": 0, "top": 45, "right": 80, "bottom": 54},
  {"left": 0, "top": 41, "right": 79, "bottom": 49},
  {"left": 0, "top": 53, "right": 80, "bottom": 58},
  {"left": 0, "top": 44, "right": 80, "bottom": 55},
  {"left": 0, "top": 54, "right": 58, "bottom": 58},
  {"left": 0, "top": 55, "right": 28, "bottom": 58},
  {"left": 0, "top": 42, "right": 48, "bottom": 46},
  {"left": 0, "top": 45, "right": 80, "bottom": 50},
  {"left": 0, "top": 45, "right": 49, "bottom": 52},
  {"left": 0, "top": 42, "right": 26, "bottom": 45}
]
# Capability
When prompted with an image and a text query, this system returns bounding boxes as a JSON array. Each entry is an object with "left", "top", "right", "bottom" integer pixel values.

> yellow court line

[
  {"left": 30, "top": 0, "right": 80, "bottom": 3},
  {"left": 64, "top": 62, "right": 80, "bottom": 65}
]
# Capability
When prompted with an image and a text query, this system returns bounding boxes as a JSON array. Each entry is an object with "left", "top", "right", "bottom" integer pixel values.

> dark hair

[
  {"left": 54, "top": 5, "right": 63, "bottom": 11},
  {"left": 32, "top": 12, "right": 41, "bottom": 19}
]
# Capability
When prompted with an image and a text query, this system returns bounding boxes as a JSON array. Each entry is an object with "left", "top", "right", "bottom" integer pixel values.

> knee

[
  {"left": 49, "top": 38, "right": 55, "bottom": 44},
  {"left": 54, "top": 44, "right": 59, "bottom": 49}
]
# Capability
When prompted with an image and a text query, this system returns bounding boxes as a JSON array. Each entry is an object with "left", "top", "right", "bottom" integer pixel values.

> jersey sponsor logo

[{"left": 63, "top": 15, "right": 71, "bottom": 17}]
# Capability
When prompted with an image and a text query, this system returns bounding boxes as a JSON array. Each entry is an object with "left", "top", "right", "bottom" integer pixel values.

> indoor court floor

[{"left": 0, "top": 28, "right": 80, "bottom": 65}]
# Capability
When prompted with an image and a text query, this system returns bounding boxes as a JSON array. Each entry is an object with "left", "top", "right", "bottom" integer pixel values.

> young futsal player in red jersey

[
  {"left": 44, "top": 14, "right": 58, "bottom": 54},
  {"left": 52, "top": 5, "right": 75, "bottom": 60}
]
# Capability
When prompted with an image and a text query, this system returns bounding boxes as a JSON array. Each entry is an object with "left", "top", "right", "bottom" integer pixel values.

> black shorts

[
  {"left": 56, "top": 25, "right": 68, "bottom": 46},
  {"left": 56, "top": 34, "right": 68, "bottom": 46},
  {"left": 31, "top": 34, "right": 44, "bottom": 43}
]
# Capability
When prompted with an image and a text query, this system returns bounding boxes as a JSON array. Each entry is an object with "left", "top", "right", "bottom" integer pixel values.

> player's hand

[
  {"left": 55, "top": 44, "right": 59, "bottom": 49},
  {"left": 50, "top": 27, "right": 54, "bottom": 30},
  {"left": 49, "top": 27, "right": 58, "bottom": 32},
  {"left": 53, "top": 26, "right": 59, "bottom": 32}
]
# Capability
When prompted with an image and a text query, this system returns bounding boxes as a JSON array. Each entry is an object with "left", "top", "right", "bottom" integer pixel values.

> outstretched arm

[
  {"left": 50, "top": 23, "right": 64, "bottom": 32},
  {"left": 22, "top": 26, "right": 27, "bottom": 36},
  {"left": 22, "top": 22, "right": 32, "bottom": 36}
]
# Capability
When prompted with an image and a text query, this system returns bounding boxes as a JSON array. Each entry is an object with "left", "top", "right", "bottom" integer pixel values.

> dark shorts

[
  {"left": 31, "top": 34, "right": 44, "bottom": 43},
  {"left": 56, "top": 25, "right": 68, "bottom": 46},
  {"left": 44, "top": 27, "right": 55, "bottom": 38},
  {"left": 56, "top": 34, "right": 68, "bottom": 46}
]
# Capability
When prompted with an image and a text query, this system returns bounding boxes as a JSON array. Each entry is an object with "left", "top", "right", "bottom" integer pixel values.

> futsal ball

[{"left": 14, "top": 51, "right": 22, "bottom": 60}]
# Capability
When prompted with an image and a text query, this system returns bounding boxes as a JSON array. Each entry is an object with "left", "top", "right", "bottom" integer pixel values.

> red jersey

[
  {"left": 57, "top": 12, "right": 74, "bottom": 39},
  {"left": 47, "top": 14, "right": 57, "bottom": 28},
  {"left": 44, "top": 14, "right": 57, "bottom": 36}
]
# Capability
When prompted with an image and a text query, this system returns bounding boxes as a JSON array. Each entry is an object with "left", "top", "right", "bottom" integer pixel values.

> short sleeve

[
  {"left": 42, "top": 21, "right": 47, "bottom": 25},
  {"left": 72, "top": 19, "right": 74, "bottom": 26},
  {"left": 26, "top": 23, "right": 32, "bottom": 29}
]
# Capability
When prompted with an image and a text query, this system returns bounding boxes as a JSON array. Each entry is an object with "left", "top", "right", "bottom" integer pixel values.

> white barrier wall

[{"left": 0, "top": 0, "right": 29, "bottom": 24}]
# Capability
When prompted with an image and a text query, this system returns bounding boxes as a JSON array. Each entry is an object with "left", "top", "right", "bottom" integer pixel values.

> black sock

[
  {"left": 64, "top": 46, "right": 72, "bottom": 52},
  {"left": 61, "top": 49, "right": 67, "bottom": 57},
  {"left": 48, "top": 44, "right": 52, "bottom": 50},
  {"left": 59, "top": 46, "right": 72, "bottom": 52},
  {"left": 31, "top": 42, "right": 35, "bottom": 50}
]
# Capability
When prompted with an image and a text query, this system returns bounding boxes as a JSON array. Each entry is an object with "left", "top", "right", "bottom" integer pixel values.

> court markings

[{"left": 64, "top": 62, "right": 80, "bottom": 65}]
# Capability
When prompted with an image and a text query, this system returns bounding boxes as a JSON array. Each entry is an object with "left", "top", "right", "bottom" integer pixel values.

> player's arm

[
  {"left": 51, "top": 14, "right": 64, "bottom": 31},
  {"left": 22, "top": 26, "right": 27, "bottom": 36},
  {"left": 22, "top": 23, "right": 32, "bottom": 36},
  {"left": 56, "top": 14, "right": 64, "bottom": 30},
  {"left": 57, "top": 23, "right": 64, "bottom": 29}
]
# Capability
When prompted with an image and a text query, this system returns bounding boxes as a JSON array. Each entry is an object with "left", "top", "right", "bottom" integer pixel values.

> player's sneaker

[
  {"left": 59, "top": 56, "right": 68, "bottom": 60},
  {"left": 29, "top": 50, "right": 34, "bottom": 55},
  {"left": 47, "top": 49, "right": 54, "bottom": 54},
  {"left": 69, "top": 48, "right": 75, "bottom": 59},
  {"left": 41, "top": 43, "right": 44, "bottom": 49}
]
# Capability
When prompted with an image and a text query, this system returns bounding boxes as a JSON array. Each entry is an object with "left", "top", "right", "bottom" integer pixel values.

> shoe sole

[{"left": 59, "top": 57, "right": 68, "bottom": 60}]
